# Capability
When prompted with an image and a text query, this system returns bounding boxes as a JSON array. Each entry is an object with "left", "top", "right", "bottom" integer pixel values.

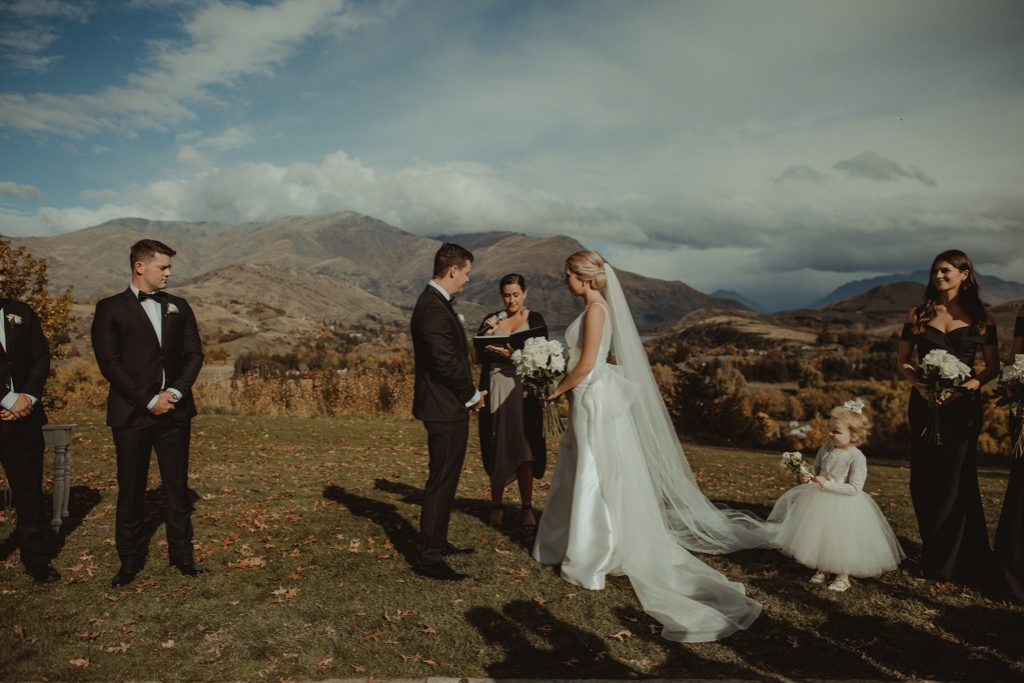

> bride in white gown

[{"left": 532, "top": 250, "right": 770, "bottom": 642}]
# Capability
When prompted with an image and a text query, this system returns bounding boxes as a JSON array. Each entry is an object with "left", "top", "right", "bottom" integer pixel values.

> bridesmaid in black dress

[
  {"left": 476, "top": 274, "right": 548, "bottom": 529},
  {"left": 995, "top": 303, "right": 1024, "bottom": 602},
  {"left": 896, "top": 249, "right": 1000, "bottom": 588}
]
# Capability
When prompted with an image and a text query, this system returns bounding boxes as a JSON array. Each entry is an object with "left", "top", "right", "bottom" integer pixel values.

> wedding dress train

[{"left": 532, "top": 265, "right": 769, "bottom": 642}]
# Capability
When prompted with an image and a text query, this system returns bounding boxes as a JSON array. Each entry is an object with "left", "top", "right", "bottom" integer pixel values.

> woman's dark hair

[
  {"left": 499, "top": 273, "right": 526, "bottom": 291},
  {"left": 912, "top": 249, "right": 987, "bottom": 335}
]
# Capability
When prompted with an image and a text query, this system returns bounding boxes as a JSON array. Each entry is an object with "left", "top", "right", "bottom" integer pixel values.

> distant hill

[
  {"left": 816, "top": 271, "right": 1024, "bottom": 307},
  {"left": 772, "top": 281, "right": 926, "bottom": 334},
  {"left": 710, "top": 289, "right": 768, "bottom": 313},
  {"left": 13, "top": 212, "right": 745, "bottom": 354}
]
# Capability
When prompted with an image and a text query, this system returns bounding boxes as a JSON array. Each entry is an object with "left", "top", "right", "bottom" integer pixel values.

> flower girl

[{"left": 768, "top": 401, "right": 905, "bottom": 592}]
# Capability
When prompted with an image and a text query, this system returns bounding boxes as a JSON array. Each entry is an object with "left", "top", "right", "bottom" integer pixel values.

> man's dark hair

[
  {"left": 130, "top": 239, "right": 176, "bottom": 269},
  {"left": 432, "top": 242, "right": 473, "bottom": 278}
]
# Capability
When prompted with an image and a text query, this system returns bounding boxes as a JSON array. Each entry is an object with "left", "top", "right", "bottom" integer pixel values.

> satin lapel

[
  {"left": 122, "top": 289, "right": 161, "bottom": 347},
  {"left": 0, "top": 302, "right": 8, "bottom": 358}
]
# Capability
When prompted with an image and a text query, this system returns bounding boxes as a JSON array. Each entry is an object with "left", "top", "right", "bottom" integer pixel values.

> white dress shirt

[
  {"left": 129, "top": 285, "right": 181, "bottom": 410},
  {"left": 427, "top": 280, "right": 480, "bottom": 408},
  {"left": 0, "top": 304, "right": 39, "bottom": 410}
]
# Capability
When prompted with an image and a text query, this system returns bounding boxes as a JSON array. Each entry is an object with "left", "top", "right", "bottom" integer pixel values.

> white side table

[{"left": 42, "top": 423, "right": 76, "bottom": 531}]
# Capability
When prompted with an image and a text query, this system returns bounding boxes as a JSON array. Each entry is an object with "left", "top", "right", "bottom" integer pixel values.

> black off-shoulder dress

[
  {"left": 902, "top": 322, "right": 996, "bottom": 587},
  {"left": 995, "top": 314, "right": 1024, "bottom": 602}
]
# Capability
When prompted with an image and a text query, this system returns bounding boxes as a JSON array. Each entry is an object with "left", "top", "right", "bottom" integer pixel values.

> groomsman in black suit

[
  {"left": 91, "top": 239, "right": 204, "bottom": 587},
  {"left": 410, "top": 242, "right": 486, "bottom": 581},
  {"left": 0, "top": 273, "right": 58, "bottom": 583}
]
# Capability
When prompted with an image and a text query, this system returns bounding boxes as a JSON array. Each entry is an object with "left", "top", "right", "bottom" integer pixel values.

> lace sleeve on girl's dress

[
  {"left": 1015, "top": 315, "right": 1024, "bottom": 340},
  {"left": 821, "top": 450, "right": 867, "bottom": 496},
  {"left": 900, "top": 322, "right": 916, "bottom": 341}
]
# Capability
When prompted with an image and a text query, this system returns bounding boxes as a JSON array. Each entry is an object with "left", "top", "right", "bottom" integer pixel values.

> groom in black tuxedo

[
  {"left": 0, "top": 275, "right": 58, "bottom": 583},
  {"left": 410, "top": 242, "right": 486, "bottom": 580},
  {"left": 91, "top": 239, "right": 204, "bottom": 587}
]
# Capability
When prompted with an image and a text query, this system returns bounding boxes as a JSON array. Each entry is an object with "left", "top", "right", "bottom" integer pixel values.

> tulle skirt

[{"left": 768, "top": 484, "right": 905, "bottom": 577}]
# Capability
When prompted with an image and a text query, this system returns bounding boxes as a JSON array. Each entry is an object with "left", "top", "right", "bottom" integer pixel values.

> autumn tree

[{"left": 0, "top": 235, "right": 73, "bottom": 359}]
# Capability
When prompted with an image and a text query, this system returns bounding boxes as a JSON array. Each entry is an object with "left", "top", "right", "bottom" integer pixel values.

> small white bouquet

[
  {"left": 996, "top": 354, "right": 1024, "bottom": 458},
  {"left": 511, "top": 337, "right": 566, "bottom": 437},
  {"left": 917, "top": 349, "right": 973, "bottom": 446},
  {"left": 780, "top": 451, "right": 813, "bottom": 482}
]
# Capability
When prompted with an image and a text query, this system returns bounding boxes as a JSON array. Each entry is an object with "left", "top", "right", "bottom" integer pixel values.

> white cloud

[
  {"left": 0, "top": 0, "right": 93, "bottom": 73},
  {"left": 176, "top": 144, "right": 209, "bottom": 168},
  {"left": 0, "top": 180, "right": 43, "bottom": 201},
  {"left": 0, "top": 0, "right": 373, "bottom": 137}
]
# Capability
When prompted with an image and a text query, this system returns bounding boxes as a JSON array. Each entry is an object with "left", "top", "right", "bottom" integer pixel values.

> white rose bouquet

[
  {"left": 917, "top": 348, "right": 973, "bottom": 446},
  {"left": 780, "top": 451, "right": 813, "bottom": 482},
  {"left": 996, "top": 354, "right": 1024, "bottom": 458},
  {"left": 511, "top": 336, "right": 566, "bottom": 437}
]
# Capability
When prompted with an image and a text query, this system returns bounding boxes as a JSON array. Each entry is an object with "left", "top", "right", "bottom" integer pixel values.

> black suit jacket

[
  {"left": 0, "top": 298, "right": 49, "bottom": 435},
  {"left": 91, "top": 289, "right": 204, "bottom": 428},
  {"left": 411, "top": 285, "right": 477, "bottom": 422}
]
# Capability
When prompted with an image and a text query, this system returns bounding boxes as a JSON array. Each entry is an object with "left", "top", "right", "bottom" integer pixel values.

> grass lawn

[{"left": 1, "top": 409, "right": 1021, "bottom": 681}]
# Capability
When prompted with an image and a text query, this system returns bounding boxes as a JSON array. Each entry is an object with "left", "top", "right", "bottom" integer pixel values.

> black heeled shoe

[
  {"left": 521, "top": 505, "right": 537, "bottom": 531},
  {"left": 489, "top": 504, "right": 503, "bottom": 528}
]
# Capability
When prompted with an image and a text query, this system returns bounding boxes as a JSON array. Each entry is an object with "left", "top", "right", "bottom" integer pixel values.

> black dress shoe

[
  {"left": 442, "top": 543, "right": 475, "bottom": 556},
  {"left": 172, "top": 561, "right": 204, "bottom": 577},
  {"left": 111, "top": 566, "right": 139, "bottom": 588},
  {"left": 27, "top": 563, "right": 61, "bottom": 583},
  {"left": 413, "top": 562, "right": 468, "bottom": 581}
]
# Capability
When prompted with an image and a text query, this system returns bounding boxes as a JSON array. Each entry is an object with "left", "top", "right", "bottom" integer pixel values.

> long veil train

[{"left": 602, "top": 263, "right": 771, "bottom": 554}]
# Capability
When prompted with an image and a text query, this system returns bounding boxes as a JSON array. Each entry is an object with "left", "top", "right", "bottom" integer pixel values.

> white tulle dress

[
  {"left": 532, "top": 297, "right": 764, "bottom": 642},
  {"left": 768, "top": 444, "right": 905, "bottom": 577}
]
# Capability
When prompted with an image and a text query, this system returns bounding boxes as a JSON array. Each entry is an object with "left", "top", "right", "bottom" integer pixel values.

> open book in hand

[{"left": 473, "top": 326, "right": 548, "bottom": 361}]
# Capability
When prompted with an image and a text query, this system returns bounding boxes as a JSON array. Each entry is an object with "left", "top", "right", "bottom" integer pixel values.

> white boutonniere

[
  {"left": 165, "top": 303, "right": 179, "bottom": 315},
  {"left": 5, "top": 313, "right": 23, "bottom": 326},
  {"left": 457, "top": 312, "right": 465, "bottom": 324}
]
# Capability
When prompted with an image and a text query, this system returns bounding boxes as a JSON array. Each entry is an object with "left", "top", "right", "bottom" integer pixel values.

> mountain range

[
  {"left": 11, "top": 211, "right": 1022, "bottom": 355},
  {"left": 11, "top": 212, "right": 743, "bottom": 354}
]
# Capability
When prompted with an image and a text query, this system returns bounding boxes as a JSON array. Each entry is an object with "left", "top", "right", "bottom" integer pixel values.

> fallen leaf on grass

[
  {"left": 105, "top": 642, "right": 131, "bottom": 654},
  {"left": 316, "top": 656, "right": 334, "bottom": 670},
  {"left": 161, "top": 639, "right": 175, "bottom": 649},
  {"left": 229, "top": 557, "right": 268, "bottom": 569},
  {"left": 420, "top": 624, "right": 437, "bottom": 635},
  {"left": 69, "top": 658, "right": 89, "bottom": 668},
  {"left": 76, "top": 631, "right": 100, "bottom": 640},
  {"left": 352, "top": 664, "right": 366, "bottom": 673},
  {"left": 609, "top": 629, "right": 633, "bottom": 642},
  {"left": 269, "top": 587, "right": 299, "bottom": 605},
  {"left": 360, "top": 631, "right": 384, "bottom": 641}
]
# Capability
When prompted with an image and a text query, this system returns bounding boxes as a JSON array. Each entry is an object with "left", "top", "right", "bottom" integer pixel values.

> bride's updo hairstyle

[{"left": 565, "top": 250, "right": 607, "bottom": 290}]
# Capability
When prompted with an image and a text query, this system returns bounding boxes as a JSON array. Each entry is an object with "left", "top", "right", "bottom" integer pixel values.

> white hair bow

[{"left": 843, "top": 398, "right": 865, "bottom": 414}]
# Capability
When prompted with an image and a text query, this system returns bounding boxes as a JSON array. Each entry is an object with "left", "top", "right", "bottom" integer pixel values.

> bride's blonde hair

[{"left": 565, "top": 250, "right": 607, "bottom": 290}]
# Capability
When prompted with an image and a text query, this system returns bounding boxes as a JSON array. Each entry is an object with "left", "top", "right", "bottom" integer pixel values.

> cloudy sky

[{"left": 1, "top": 0, "right": 1022, "bottom": 308}]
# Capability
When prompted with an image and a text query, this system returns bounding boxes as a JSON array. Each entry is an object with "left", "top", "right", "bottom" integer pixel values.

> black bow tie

[{"left": 138, "top": 290, "right": 167, "bottom": 303}]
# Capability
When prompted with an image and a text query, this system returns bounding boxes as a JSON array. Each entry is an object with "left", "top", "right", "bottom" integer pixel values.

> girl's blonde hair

[
  {"left": 829, "top": 405, "right": 872, "bottom": 445},
  {"left": 565, "top": 250, "right": 607, "bottom": 290}
]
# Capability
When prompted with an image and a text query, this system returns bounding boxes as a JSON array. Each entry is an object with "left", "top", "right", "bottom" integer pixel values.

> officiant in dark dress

[
  {"left": 476, "top": 274, "right": 547, "bottom": 529},
  {"left": 896, "top": 250, "right": 999, "bottom": 589},
  {"left": 995, "top": 303, "right": 1024, "bottom": 602}
]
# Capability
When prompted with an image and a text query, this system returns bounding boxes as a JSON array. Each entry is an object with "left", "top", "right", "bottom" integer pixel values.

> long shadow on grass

[
  {"left": 322, "top": 484, "right": 419, "bottom": 565},
  {"left": 373, "top": 478, "right": 536, "bottom": 551},
  {"left": 51, "top": 485, "right": 102, "bottom": 557},
  {"left": 738, "top": 564, "right": 1021, "bottom": 681},
  {"left": 467, "top": 599, "right": 638, "bottom": 679},
  {"left": 0, "top": 485, "right": 101, "bottom": 562}
]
